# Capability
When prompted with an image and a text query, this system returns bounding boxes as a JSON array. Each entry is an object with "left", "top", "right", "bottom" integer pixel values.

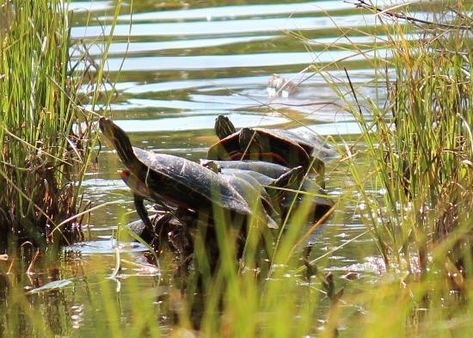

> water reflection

[
  {"left": 72, "top": 15, "right": 375, "bottom": 38},
  {"left": 114, "top": 1, "right": 352, "bottom": 21}
]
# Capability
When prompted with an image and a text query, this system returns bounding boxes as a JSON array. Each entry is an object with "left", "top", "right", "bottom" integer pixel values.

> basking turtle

[
  {"left": 202, "top": 160, "right": 298, "bottom": 220},
  {"left": 220, "top": 167, "right": 299, "bottom": 188},
  {"left": 99, "top": 117, "right": 277, "bottom": 243},
  {"left": 215, "top": 115, "right": 336, "bottom": 159},
  {"left": 208, "top": 115, "right": 328, "bottom": 177},
  {"left": 203, "top": 160, "right": 304, "bottom": 203},
  {"left": 202, "top": 159, "right": 304, "bottom": 187}
]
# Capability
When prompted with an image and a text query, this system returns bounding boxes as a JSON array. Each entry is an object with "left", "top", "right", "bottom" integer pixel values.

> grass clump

[
  {"left": 0, "top": 0, "right": 98, "bottom": 250},
  {"left": 326, "top": 0, "right": 473, "bottom": 335},
  {"left": 347, "top": 0, "right": 473, "bottom": 275}
]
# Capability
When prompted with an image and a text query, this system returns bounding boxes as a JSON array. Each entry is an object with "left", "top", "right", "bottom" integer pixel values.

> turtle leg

[
  {"left": 133, "top": 194, "right": 154, "bottom": 243},
  {"left": 276, "top": 166, "right": 305, "bottom": 187},
  {"left": 151, "top": 212, "right": 174, "bottom": 252}
]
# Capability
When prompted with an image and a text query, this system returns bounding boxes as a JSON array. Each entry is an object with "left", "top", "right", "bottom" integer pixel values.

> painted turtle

[
  {"left": 208, "top": 115, "right": 329, "bottom": 176},
  {"left": 215, "top": 115, "right": 336, "bottom": 159},
  {"left": 203, "top": 160, "right": 305, "bottom": 202},
  {"left": 202, "top": 159, "right": 304, "bottom": 187},
  {"left": 99, "top": 117, "right": 277, "bottom": 241}
]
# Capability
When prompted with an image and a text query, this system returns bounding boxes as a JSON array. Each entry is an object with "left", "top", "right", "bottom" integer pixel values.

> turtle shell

[
  {"left": 219, "top": 165, "right": 304, "bottom": 188},
  {"left": 263, "top": 128, "right": 337, "bottom": 160},
  {"left": 208, "top": 127, "right": 312, "bottom": 169},
  {"left": 210, "top": 115, "right": 332, "bottom": 174},
  {"left": 133, "top": 148, "right": 254, "bottom": 217}
]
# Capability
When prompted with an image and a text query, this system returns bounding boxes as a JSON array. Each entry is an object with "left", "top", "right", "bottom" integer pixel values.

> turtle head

[
  {"left": 239, "top": 127, "right": 263, "bottom": 155},
  {"left": 99, "top": 117, "right": 137, "bottom": 167},
  {"left": 215, "top": 115, "right": 236, "bottom": 140},
  {"left": 202, "top": 160, "right": 221, "bottom": 173}
]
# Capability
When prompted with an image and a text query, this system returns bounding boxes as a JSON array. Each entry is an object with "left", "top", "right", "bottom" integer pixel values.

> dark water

[{"left": 3, "top": 1, "right": 390, "bottom": 336}]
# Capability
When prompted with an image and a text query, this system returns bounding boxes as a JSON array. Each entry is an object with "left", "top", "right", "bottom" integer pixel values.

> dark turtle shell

[
  {"left": 214, "top": 115, "right": 336, "bottom": 159},
  {"left": 208, "top": 127, "right": 312, "bottom": 169},
  {"left": 208, "top": 115, "right": 327, "bottom": 175},
  {"left": 201, "top": 159, "right": 304, "bottom": 184},
  {"left": 261, "top": 128, "right": 337, "bottom": 160},
  {"left": 99, "top": 117, "right": 254, "bottom": 220},
  {"left": 218, "top": 164, "right": 334, "bottom": 225}
]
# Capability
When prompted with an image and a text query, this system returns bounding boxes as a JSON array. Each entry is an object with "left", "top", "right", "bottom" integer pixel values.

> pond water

[{"left": 4, "top": 0, "right": 392, "bottom": 336}]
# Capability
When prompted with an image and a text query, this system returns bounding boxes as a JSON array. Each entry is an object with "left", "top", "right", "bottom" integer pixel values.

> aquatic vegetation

[
  {"left": 344, "top": 0, "right": 473, "bottom": 277},
  {"left": 0, "top": 0, "right": 116, "bottom": 250},
  {"left": 324, "top": 0, "right": 473, "bottom": 335}
]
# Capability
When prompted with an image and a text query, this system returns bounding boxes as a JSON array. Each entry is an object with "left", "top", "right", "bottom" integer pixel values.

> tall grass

[
  {"left": 343, "top": 0, "right": 473, "bottom": 276},
  {"left": 324, "top": 0, "right": 473, "bottom": 335},
  {"left": 0, "top": 0, "right": 98, "bottom": 250}
]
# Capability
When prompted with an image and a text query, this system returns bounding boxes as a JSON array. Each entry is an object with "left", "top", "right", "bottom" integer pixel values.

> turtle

[
  {"left": 202, "top": 159, "right": 304, "bottom": 188},
  {"left": 99, "top": 117, "right": 278, "bottom": 244},
  {"left": 214, "top": 115, "right": 337, "bottom": 160},
  {"left": 202, "top": 160, "right": 301, "bottom": 220},
  {"left": 201, "top": 159, "right": 332, "bottom": 223},
  {"left": 207, "top": 115, "right": 328, "bottom": 178},
  {"left": 203, "top": 160, "right": 304, "bottom": 204},
  {"left": 219, "top": 166, "right": 334, "bottom": 223}
]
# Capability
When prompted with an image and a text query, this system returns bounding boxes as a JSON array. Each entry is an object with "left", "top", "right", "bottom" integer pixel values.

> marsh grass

[
  {"left": 318, "top": 0, "right": 473, "bottom": 335},
  {"left": 0, "top": 0, "right": 116, "bottom": 250},
  {"left": 343, "top": 0, "right": 473, "bottom": 275}
]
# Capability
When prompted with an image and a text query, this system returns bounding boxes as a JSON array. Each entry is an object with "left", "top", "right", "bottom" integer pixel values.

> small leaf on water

[{"left": 27, "top": 279, "right": 73, "bottom": 295}]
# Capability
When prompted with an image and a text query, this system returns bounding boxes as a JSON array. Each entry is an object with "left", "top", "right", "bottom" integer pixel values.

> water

[{"left": 4, "top": 0, "right": 389, "bottom": 335}]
